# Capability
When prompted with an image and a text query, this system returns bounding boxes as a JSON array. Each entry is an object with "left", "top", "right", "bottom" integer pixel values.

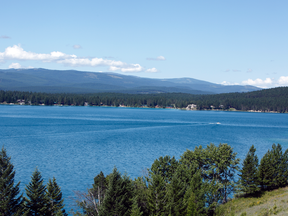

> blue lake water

[{"left": 0, "top": 105, "right": 288, "bottom": 211}]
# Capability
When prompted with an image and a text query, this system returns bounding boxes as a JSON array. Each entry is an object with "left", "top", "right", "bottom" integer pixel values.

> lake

[{"left": 0, "top": 105, "right": 288, "bottom": 210}]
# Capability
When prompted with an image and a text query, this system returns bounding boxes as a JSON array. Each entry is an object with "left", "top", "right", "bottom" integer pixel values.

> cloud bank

[
  {"left": 222, "top": 76, "right": 288, "bottom": 88},
  {"left": 0, "top": 45, "right": 156, "bottom": 73},
  {"left": 146, "top": 56, "right": 166, "bottom": 61}
]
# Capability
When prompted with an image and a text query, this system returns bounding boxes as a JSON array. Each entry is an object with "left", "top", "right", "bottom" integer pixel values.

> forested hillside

[{"left": 0, "top": 86, "right": 288, "bottom": 113}]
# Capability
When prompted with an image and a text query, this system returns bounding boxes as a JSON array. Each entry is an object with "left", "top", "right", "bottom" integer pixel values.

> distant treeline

[
  {"left": 0, "top": 86, "right": 288, "bottom": 112},
  {"left": 2, "top": 143, "right": 288, "bottom": 215}
]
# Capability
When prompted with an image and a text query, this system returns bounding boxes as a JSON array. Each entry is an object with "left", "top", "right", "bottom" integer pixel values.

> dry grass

[{"left": 216, "top": 187, "right": 288, "bottom": 216}]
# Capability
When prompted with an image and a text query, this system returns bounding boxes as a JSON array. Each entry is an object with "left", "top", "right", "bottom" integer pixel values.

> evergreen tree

[
  {"left": 166, "top": 171, "right": 186, "bottom": 216},
  {"left": 0, "top": 147, "right": 23, "bottom": 215},
  {"left": 24, "top": 168, "right": 48, "bottom": 215},
  {"left": 238, "top": 145, "right": 260, "bottom": 194},
  {"left": 184, "top": 171, "right": 206, "bottom": 216},
  {"left": 73, "top": 172, "right": 108, "bottom": 216},
  {"left": 258, "top": 151, "right": 271, "bottom": 190},
  {"left": 150, "top": 155, "right": 179, "bottom": 183},
  {"left": 92, "top": 171, "right": 107, "bottom": 206},
  {"left": 259, "top": 144, "right": 285, "bottom": 190},
  {"left": 132, "top": 177, "right": 149, "bottom": 216},
  {"left": 46, "top": 177, "right": 67, "bottom": 216},
  {"left": 186, "top": 192, "right": 197, "bottom": 216},
  {"left": 130, "top": 195, "right": 143, "bottom": 216},
  {"left": 99, "top": 167, "right": 133, "bottom": 216},
  {"left": 147, "top": 172, "right": 167, "bottom": 216},
  {"left": 270, "top": 143, "right": 283, "bottom": 188},
  {"left": 279, "top": 148, "right": 288, "bottom": 187}
]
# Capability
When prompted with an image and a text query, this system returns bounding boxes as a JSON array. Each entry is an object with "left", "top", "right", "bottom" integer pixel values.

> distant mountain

[{"left": 0, "top": 68, "right": 260, "bottom": 94}]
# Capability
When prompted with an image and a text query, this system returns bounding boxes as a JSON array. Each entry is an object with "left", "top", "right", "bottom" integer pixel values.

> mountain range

[{"left": 0, "top": 68, "right": 260, "bottom": 94}]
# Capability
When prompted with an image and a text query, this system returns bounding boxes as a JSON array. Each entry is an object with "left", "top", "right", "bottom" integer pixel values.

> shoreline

[{"left": 0, "top": 102, "right": 285, "bottom": 114}]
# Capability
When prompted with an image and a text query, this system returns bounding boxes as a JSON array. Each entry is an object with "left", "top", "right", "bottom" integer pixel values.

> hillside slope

[{"left": 217, "top": 187, "right": 288, "bottom": 216}]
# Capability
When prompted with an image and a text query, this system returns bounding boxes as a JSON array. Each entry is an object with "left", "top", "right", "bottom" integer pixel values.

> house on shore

[{"left": 186, "top": 104, "right": 197, "bottom": 110}]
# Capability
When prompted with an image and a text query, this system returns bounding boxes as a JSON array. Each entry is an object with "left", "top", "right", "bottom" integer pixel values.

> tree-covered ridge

[{"left": 1, "top": 86, "right": 288, "bottom": 112}]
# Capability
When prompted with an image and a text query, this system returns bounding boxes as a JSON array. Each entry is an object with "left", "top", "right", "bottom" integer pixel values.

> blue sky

[{"left": 1, "top": 0, "right": 288, "bottom": 88}]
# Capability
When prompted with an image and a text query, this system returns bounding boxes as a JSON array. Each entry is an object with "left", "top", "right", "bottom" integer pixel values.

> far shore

[{"left": 0, "top": 102, "right": 285, "bottom": 114}]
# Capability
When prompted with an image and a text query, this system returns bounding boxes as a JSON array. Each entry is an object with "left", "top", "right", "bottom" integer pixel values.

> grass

[{"left": 216, "top": 187, "right": 288, "bottom": 216}]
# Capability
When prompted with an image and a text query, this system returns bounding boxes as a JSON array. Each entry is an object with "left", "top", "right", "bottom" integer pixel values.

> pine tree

[
  {"left": 99, "top": 167, "right": 133, "bottom": 216},
  {"left": 279, "top": 149, "right": 288, "bottom": 187},
  {"left": 258, "top": 151, "right": 271, "bottom": 190},
  {"left": 130, "top": 195, "right": 143, "bottom": 216},
  {"left": 147, "top": 172, "right": 167, "bottom": 216},
  {"left": 92, "top": 171, "right": 107, "bottom": 206},
  {"left": 46, "top": 177, "right": 67, "bottom": 216},
  {"left": 184, "top": 171, "right": 206, "bottom": 216},
  {"left": 132, "top": 176, "right": 149, "bottom": 216},
  {"left": 24, "top": 168, "right": 48, "bottom": 215},
  {"left": 186, "top": 191, "right": 197, "bottom": 216},
  {"left": 238, "top": 145, "right": 260, "bottom": 194},
  {"left": 259, "top": 144, "right": 285, "bottom": 190},
  {"left": 0, "top": 147, "right": 23, "bottom": 215},
  {"left": 166, "top": 171, "right": 186, "bottom": 216},
  {"left": 150, "top": 155, "right": 179, "bottom": 183}
]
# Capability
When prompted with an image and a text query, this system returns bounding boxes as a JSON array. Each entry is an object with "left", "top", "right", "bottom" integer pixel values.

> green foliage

[
  {"left": 179, "top": 143, "right": 240, "bottom": 215},
  {"left": 132, "top": 177, "right": 149, "bottom": 216},
  {"left": 147, "top": 172, "right": 167, "bottom": 216},
  {"left": 184, "top": 171, "right": 206, "bottom": 216},
  {"left": 166, "top": 170, "right": 187, "bottom": 216},
  {"left": 24, "top": 168, "right": 48, "bottom": 215},
  {"left": 259, "top": 143, "right": 288, "bottom": 190},
  {"left": 92, "top": 171, "right": 107, "bottom": 208},
  {"left": 3, "top": 141, "right": 288, "bottom": 216},
  {"left": 259, "top": 150, "right": 271, "bottom": 190},
  {"left": 150, "top": 155, "right": 179, "bottom": 183},
  {"left": 186, "top": 191, "right": 197, "bottom": 216},
  {"left": 238, "top": 145, "right": 260, "bottom": 194},
  {"left": 131, "top": 195, "right": 143, "bottom": 216},
  {"left": 46, "top": 177, "right": 67, "bottom": 216},
  {"left": 0, "top": 146, "right": 23, "bottom": 215},
  {"left": 99, "top": 167, "right": 133, "bottom": 216}
]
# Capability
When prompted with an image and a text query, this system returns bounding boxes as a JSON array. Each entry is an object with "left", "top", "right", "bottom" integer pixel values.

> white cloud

[
  {"left": 8, "top": 62, "right": 34, "bottom": 69},
  {"left": 221, "top": 81, "right": 239, "bottom": 85},
  {"left": 73, "top": 45, "right": 82, "bottom": 49},
  {"left": 0, "top": 45, "right": 75, "bottom": 62},
  {"left": 109, "top": 64, "right": 144, "bottom": 72},
  {"left": 222, "top": 76, "right": 288, "bottom": 88},
  {"left": 146, "top": 68, "right": 158, "bottom": 73},
  {"left": 278, "top": 76, "right": 288, "bottom": 85},
  {"left": 8, "top": 63, "right": 22, "bottom": 69},
  {"left": 146, "top": 56, "right": 166, "bottom": 61},
  {"left": 0, "top": 45, "right": 153, "bottom": 73},
  {"left": 242, "top": 78, "right": 273, "bottom": 88}
]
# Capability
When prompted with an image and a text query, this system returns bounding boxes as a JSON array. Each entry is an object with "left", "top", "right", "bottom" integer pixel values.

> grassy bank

[{"left": 217, "top": 187, "right": 288, "bottom": 216}]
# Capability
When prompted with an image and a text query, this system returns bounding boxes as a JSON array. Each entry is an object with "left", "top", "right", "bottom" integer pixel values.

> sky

[{"left": 1, "top": 0, "right": 288, "bottom": 88}]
